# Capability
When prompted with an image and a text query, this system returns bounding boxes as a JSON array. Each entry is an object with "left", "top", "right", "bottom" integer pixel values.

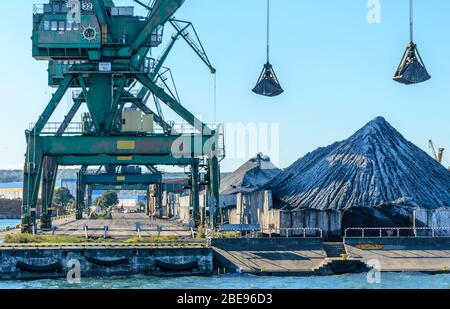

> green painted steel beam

[
  {"left": 92, "top": 0, "right": 112, "bottom": 30},
  {"left": 105, "top": 76, "right": 128, "bottom": 132},
  {"left": 55, "top": 155, "right": 199, "bottom": 166},
  {"left": 92, "top": 184, "right": 151, "bottom": 191},
  {"left": 39, "top": 135, "right": 215, "bottom": 157},
  {"left": 73, "top": 91, "right": 173, "bottom": 135},
  {"left": 57, "top": 100, "right": 83, "bottom": 136},
  {"left": 32, "top": 74, "right": 73, "bottom": 134},
  {"left": 83, "top": 173, "right": 162, "bottom": 185},
  {"left": 136, "top": 73, "right": 213, "bottom": 135},
  {"left": 125, "top": 0, "right": 185, "bottom": 57}
]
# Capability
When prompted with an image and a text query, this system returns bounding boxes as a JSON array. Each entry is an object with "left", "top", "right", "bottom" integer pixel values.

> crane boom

[
  {"left": 128, "top": 0, "right": 185, "bottom": 57},
  {"left": 429, "top": 139, "right": 438, "bottom": 160},
  {"left": 429, "top": 139, "right": 446, "bottom": 164},
  {"left": 170, "top": 19, "right": 217, "bottom": 74},
  {"left": 437, "top": 148, "right": 445, "bottom": 164}
]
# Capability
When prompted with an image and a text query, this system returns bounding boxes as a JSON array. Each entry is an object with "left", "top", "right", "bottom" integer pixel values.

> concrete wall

[
  {"left": 225, "top": 190, "right": 340, "bottom": 238},
  {"left": 220, "top": 194, "right": 237, "bottom": 208},
  {"left": 176, "top": 195, "right": 190, "bottom": 224},
  {"left": 280, "top": 209, "right": 342, "bottom": 239},
  {"left": 345, "top": 237, "right": 450, "bottom": 249},
  {"left": 212, "top": 237, "right": 323, "bottom": 251},
  {"left": 0, "top": 247, "right": 213, "bottom": 280},
  {"left": 224, "top": 190, "right": 450, "bottom": 239},
  {"left": 230, "top": 190, "right": 279, "bottom": 232},
  {"left": 415, "top": 208, "right": 450, "bottom": 236}
]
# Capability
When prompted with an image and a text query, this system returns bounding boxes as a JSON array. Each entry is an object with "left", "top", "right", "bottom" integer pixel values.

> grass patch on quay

[
  {"left": 124, "top": 236, "right": 180, "bottom": 243},
  {"left": 4, "top": 234, "right": 184, "bottom": 244},
  {"left": 4, "top": 234, "right": 87, "bottom": 244}
]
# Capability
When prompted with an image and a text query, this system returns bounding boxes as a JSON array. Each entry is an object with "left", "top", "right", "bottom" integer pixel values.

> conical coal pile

[{"left": 268, "top": 117, "right": 450, "bottom": 211}]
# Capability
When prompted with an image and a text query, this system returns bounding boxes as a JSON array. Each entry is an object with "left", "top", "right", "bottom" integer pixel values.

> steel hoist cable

[
  {"left": 393, "top": 0, "right": 431, "bottom": 85},
  {"left": 252, "top": 0, "right": 284, "bottom": 97},
  {"left": 266, "top": 0, "right": 270, "bottom": 64}
]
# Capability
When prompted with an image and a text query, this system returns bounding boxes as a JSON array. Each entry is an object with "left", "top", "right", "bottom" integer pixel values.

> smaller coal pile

[{"left": 220, "top": 153, "right": 281, "bottom": 196}]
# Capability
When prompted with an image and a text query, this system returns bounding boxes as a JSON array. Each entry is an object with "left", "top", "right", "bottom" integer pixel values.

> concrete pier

[
  {"left": 212, "top": 237, "right": 450, "bottom": 276},
  {"left": 345, "top": 237, "right": 450, "bottom": 273},
  {"left": 212, "top": 238, "right": 327, "bottom": 276},
  {"left": 0, "top": 214, "right": 192, "bottom": 241},
  {"left": 2, "top": 213, "right": 450, "bottom": 279},
  {"left": 0, "top": 243, "right": 212, "bottom": 280}
]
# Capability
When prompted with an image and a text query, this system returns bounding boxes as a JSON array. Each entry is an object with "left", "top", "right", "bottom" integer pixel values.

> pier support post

[
  {"left": 76, "top": 172, "right": 86, "bottom": 220},
  {"left": 40, "top": 156, "right": 58, "bottom": 229},
  {"left": 87, "top": 185, "right": 93, "bottom": 210},
  {"left": 209, "top": 156, "right": 220, "bottom": 227},
  {"left": 21, "top": 134, "right": 44, "bottom": 233},
  {"left": 191, "top": 163, "right": 201, "bottom": 227},
  {"left": 157, "top": 182, "right": 163, "bottom": 218},
  {"left": 146, "top": 187, "right": 150, "bottom": 216}
]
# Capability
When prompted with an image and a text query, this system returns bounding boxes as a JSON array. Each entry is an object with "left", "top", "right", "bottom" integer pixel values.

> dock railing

[
  {"left": 344, "top": 227, "right": 450, "bottom": 238},
  {"left": 216, "top": 225, "right": 323, "bottom": 239},
  {"left": 264, "top": 227, "right": 323, "bottom": 239}
]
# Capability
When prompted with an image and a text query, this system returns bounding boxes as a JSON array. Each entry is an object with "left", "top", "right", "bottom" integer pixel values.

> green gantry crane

[{"left": 24, "top": 0, "right": 224, "bottom": 233}]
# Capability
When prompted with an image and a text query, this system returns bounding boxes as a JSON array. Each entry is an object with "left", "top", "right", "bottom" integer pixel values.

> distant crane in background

[{"left": 428, "top": 140, "right": 450, "bottom": 170}]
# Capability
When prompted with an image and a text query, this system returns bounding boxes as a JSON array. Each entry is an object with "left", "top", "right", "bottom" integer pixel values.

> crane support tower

[{"left": 23, "top": 0, "right": 224, "bottom": 233}]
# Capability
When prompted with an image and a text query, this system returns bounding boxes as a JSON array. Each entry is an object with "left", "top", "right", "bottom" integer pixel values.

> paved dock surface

[
  {"left": 346, "top": 244, "right": 450, "bottom": 272},
  {"left": 1, "top": 213, "right": 192, "bottom": 241},
  {"left": 213, "top": 238, "right": 326, "bottom": 275}
]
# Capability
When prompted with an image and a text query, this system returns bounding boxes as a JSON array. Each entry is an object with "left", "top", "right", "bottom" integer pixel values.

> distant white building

[
  {"left": 0, "top": 188, "right": 22, "bottom": 200},
  {"left": 118, "top": 198, "right": 140, "bottom": 212}
]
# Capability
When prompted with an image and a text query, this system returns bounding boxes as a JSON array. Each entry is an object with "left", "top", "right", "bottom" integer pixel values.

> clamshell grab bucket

[
  {"left": 252, "top": 62, "right": 284, "bottom": 97},
  {"left": 393, "top": 42, "right": 431, "bottom": 85}
]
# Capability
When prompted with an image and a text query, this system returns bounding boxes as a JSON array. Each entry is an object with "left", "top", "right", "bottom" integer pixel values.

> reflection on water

[{"left": 1, "top": 273, "right": 449, "bottom": 289}]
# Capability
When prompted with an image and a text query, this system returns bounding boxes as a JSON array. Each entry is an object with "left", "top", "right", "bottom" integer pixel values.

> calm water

[
  {"left": 1, "top": 273, "right": 449, "bottom": 289},
  {"left": 0, "top": 219, "right": 20, "bottom": 230},
  {"left": 1, "top": 218, "right": 448, "bottom": 288}
]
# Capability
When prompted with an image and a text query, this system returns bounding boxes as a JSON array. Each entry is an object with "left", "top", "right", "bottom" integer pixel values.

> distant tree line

[
  {"left": 0, "top": 170, "right": 23, "bottom": 183},
  {"left": 0, "top": 169, "right": 80, "bottom": 183}
]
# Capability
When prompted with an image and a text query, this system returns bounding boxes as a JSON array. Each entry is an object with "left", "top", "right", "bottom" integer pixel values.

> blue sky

[{"left": 0, "top": 0, "right": 449, "bottom": 172}]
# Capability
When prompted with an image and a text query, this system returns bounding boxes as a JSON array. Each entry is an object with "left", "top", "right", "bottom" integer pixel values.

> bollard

[
  {"left": 157, "top": 226, "right": 162, "bottom": 237},
  {"left": 135, "top": 222, "right": 142, "bottom": 238},
  {"left": 205, "top": 228, "right": 212, "bottom": 248},
  {"left": 104, "top": 226, "right": 109, "bottom": 239}
]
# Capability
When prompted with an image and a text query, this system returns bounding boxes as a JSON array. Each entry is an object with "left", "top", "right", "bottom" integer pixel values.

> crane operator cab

[
  {"left": 32, "top": 0, "right": 163, "bottom": 60},
  {"left": 33, "top": 0, "right": 164, "bottom": 89}
]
